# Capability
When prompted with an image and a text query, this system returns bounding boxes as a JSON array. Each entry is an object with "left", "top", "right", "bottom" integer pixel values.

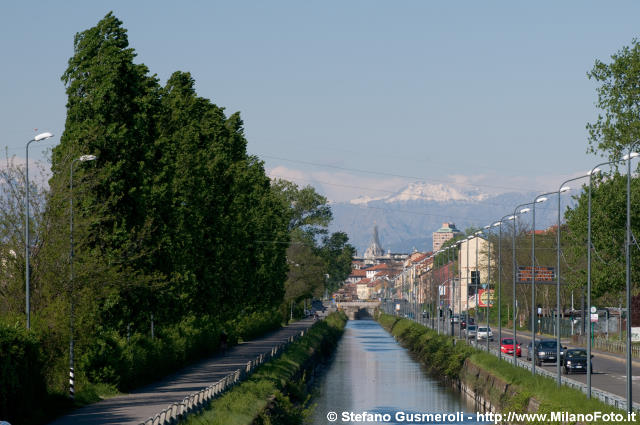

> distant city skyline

[{"left": 3, "top": 2, "right": 640, "bottom": 202}]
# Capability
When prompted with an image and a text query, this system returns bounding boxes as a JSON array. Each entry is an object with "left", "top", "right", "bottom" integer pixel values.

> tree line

[{"left": 0, "top": 12, "right": 353, "bottom": 423}]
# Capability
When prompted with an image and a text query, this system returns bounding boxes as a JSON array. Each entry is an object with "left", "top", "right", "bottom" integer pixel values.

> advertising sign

[
  {"left": 632, "top": 327, "right": 640, "bottom": 343},
  {"left": 517, "top": 266, "right": 555, "bottom": 283},
  {"left": 478, "top": 289, "right": 494, "bottom": 307}
]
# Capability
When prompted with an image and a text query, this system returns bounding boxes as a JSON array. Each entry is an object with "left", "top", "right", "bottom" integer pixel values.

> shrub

[{"left": 0, "top": 322, "right": 47, "bottom": 424}]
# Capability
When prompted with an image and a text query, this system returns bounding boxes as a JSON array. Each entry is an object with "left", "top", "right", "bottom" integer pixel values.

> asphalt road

[
  {"left": 47, "top": 318, "right": 316, "bottom": 425},
  {"left": 434, "top": 318, "right": 640, "bottom": 405}
]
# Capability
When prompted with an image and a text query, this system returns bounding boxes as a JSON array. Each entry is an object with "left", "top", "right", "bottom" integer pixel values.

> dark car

[
  {"left": 563, "top": 349, "right": 593, "bottom": 374},
  {"left": 526, "top": 339, "right": 566, "bottom": 366},
  {"left": 460, "top": 316, "right": 475, "bottom": 330}
]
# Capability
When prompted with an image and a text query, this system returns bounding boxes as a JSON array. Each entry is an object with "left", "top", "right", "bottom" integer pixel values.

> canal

[{"left": 307, "top": 319, "right": 488, "bottom": 424}]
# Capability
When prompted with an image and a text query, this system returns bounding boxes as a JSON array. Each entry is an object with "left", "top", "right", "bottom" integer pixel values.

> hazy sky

[{"left": 3, "top": 1, "right": 640, "bottom": 201}]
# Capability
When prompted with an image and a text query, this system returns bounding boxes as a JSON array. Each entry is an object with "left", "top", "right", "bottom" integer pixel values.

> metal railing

[
  {"left": 381, "top": 303, "right": 640, "bottom": 413},
  {"left": 138, "top": 331, "right": 305, "bottom": 425}
]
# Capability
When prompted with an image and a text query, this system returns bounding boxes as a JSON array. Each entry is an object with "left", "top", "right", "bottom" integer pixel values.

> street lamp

[
  {"left": 25, "top": 132, "right": 54, "bottom": 329},
  {"left": 529, "top": 192, "right": 557, "bottom": 376},
  {"left": 483, "top": 224, "right": 492, "bottom": 352},
  {"left": 474, "top": 230, "right": 483, "bottom": 347},
  {"left": 623, "top": 147, "right": 640, "bottom": 413},
  {"left": 456, "top": 240, "right": 463, "bottom": 338},
  {"left": 69, "top": 154, "right": 97, "bottom": 398},
  {"left": 556, "top": 175, "right": 587, "bottom": 387},
  {"left": 512, "top": 203, "right": 531, "bottom": 365},
  {"left": 493, "top": 215, "right": 515, "bottom": 360},
  {"left": 587, "top": 159, "right": 622, "bottom": 397},
  {"left": 466, "top": 235, "right": 473, "bottom": 343}
]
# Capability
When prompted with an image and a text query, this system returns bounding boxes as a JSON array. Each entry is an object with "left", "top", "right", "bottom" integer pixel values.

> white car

[{"left": 476, "top": 326, "right": 493, "bottom": 341}]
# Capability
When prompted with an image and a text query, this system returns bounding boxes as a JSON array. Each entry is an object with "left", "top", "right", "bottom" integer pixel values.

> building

[{"left": 432, "top": 222, "right": 462, "bottom": 252}]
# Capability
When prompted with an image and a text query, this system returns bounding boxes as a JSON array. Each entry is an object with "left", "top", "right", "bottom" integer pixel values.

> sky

[{"left": 2, "top": 1, "right": 640, "bottom": 202}]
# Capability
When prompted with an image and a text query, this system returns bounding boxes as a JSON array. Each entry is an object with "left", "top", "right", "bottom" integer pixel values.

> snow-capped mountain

[
  {"left": 350, "top": 182, "right": 489, "bottom": 205},
  {"left": 330, "top": 182, "right": 557, "bottom": 255}
]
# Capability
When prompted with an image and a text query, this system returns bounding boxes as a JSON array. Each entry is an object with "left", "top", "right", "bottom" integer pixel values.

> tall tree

[{"left": 587, "top": 38, "right": 640, "bottom": 160}]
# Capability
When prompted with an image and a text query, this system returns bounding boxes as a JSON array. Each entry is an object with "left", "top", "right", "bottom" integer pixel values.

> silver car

[
  {"left": 465, "top": 324, "right": 478, "bottom": 338},
  {"left": 476, "top": 326, "right": 493, "bottom": 341}
]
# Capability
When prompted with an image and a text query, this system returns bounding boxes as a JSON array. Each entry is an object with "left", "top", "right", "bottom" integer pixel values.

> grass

[
  {"left": 377, "top": 312, "right": 628, "bottom": 424},
  {"left": 183, "top": 312, "right": 347, "bottom": 425}
]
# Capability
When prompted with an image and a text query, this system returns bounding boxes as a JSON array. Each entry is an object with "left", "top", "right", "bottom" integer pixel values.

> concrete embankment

[{"left": 376, "top": 313, "right": 626, "bottom": 425}]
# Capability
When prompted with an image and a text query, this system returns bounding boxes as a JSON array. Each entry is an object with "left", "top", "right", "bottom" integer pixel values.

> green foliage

[
  {"left": 0, "top": 322, "right": 47, "bottom": 424},
  {"left": 318, "top": 232, "right": 356, "bottom": 294},
  {"left": 587, "top": 38, "right": 640, "bottom": 160},
  {"left": 183, "top": 312, "right": 347, "bottom": 425},
  {"left": 378, "top": 314, "right": 625, "bottom": 423},
  {"left": 376, "top": 312, "right": 474, "bottom": 379},
  {"left": 563, "top": 173, "right": 640, "bottom": 301}
]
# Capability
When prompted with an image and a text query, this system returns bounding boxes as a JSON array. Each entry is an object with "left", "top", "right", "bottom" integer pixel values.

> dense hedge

[
  {"left": 377, "top": 312, "right": 475, "bottom": 379},
  {"left": 0, "top": 308, "right": 284, "bottom": 424},
  {"left": 81, "top": 308, "right": 284, "bottom": 391},
  {"left": 0, "top": 322, "right": 47, "bottom": 424}
]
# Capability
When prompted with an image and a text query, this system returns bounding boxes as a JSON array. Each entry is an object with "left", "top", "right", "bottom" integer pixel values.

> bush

[
  {"left": 79, "top": 309, "right": 282, "bottom": 392},
  {"left": 0, "top": 322, "right": 47, "bottom": 424}
]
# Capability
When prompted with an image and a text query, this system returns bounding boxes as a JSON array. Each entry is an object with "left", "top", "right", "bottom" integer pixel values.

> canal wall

[
  {"left": 182, "top": 312, "right": 347, "bottom": 425},
  {"left": 376, "top": 313, "right": 624, "bottom": 424}
]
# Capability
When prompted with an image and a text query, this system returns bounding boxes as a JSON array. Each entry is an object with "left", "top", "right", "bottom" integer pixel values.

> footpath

[{"left": 46, "top": 318, "right": 315, "bottom": 425}]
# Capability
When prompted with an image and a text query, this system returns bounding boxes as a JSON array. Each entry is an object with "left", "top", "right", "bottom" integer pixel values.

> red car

[{"left": 500, "top": 338, "right": 522, "bottom": 357}]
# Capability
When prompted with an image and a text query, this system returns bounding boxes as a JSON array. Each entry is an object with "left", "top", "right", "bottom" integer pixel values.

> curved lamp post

[
  {"left": 623, "top": 147, "right": 640, "bottom": 412},
  {"left": 482, "top": 225, "right": 492, "bottom": 351},
  {"left": 492, "top": 215, "right": 515, "bottom": 359},
  {"left": 474, "top": 230, "right": 483, "bottom": 347},
  {"left": 556, "top": 175, "right": 588, "bottom": 386},
  {"left": 512, "top": 203, "right": 531, "bottom": 365},
  {"left": 530, "top": 191, "right": 558, "bottom": 376},
  {"left": 25, "top": 132, "right": 54, "bottom": 329},
  {"left": 587, "top": 159, "right": 622, "bottom": 397},
  {"left": 457, "top": 240, "right": 464, "bottom": 338},
  {"left": 69, "top": 154, "right": 97, "bottom": 398}
]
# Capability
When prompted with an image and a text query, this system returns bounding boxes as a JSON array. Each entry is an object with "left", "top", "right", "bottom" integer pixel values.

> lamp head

[
  {"left": 484, "top": 225, "right": 491, "bottom": 229},
  {"left": 623, "top": 152, "right": 640, "bottom": 160},
  {"left": 492, "top": 222, "right": 500, "bottom": 227},
  {"left": 589, "top": 168, "right": 601, "bottom": 176},
  {"left": 34, "top": 132, "right": 53, "bottom": 141},
  {"left": 536, "top": 197, "right": 548, "bottom": 203},
  {"left": 519, "top": 207, "right": 531, "bottom": 214},
  {"left": 79, "top": 155, "right": 97, "bottom": 162},
  {"left": 560, "top": 186, "right": 571, "bottom": 193}
]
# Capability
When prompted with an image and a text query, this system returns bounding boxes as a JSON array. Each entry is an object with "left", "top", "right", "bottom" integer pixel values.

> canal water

[{"left": 307, "top": 319, "right": 488, "bottom": 425}]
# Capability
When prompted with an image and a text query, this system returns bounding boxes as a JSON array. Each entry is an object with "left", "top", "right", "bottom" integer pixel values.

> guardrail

[
  {"left": 138, "top": 331, "right": 305, "bottom": 425},
  {"left": 381, "top": 304, "right": 640, "bottom": 413}
]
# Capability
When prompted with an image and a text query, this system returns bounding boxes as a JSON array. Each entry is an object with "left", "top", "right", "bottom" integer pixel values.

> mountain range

[{"left": 328, "top": 182, "right": 563, "bottom": 255}]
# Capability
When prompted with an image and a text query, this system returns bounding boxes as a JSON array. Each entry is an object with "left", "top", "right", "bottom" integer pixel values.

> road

[
  {"left": 47, "top": 318, "right": 316, "bottom": 425},
  {"left": 436, "top": 318, "right": 640, "bottom": 405}
]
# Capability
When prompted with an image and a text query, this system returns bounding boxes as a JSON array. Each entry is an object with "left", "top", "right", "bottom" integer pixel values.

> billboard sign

[
  {"left": 478, "top": 289, "right": 494, "bottom": 307},
  {"left": 517, "top": 266, "right": 555, "bottom": 284}
]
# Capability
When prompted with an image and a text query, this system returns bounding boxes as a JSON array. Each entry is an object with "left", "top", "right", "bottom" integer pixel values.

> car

[
  {"left": 476, "top": 326, "right": 493, "bottom": 341},
  {"left": 562, "top": 348, "right": 593, "bottom": 374},
  {"left": 465, "top": 324, "right": 478, "bottom": 338},
  {"left": 500, "top": 338, "right": 522, "bottom": 357},
  {"left": 526, "top": 339, "right": 561, "bottom": 366},
  {"left": 460, "top": 317, "right": 475, "bottom": 330},
  {"left": 450, "top": 314, "right": 460, "bottom": 324}
]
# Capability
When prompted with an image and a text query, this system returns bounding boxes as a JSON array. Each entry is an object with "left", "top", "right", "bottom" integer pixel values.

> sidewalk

[{"left": 47, "top": 318, "right": 316, "bottom": 425}]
